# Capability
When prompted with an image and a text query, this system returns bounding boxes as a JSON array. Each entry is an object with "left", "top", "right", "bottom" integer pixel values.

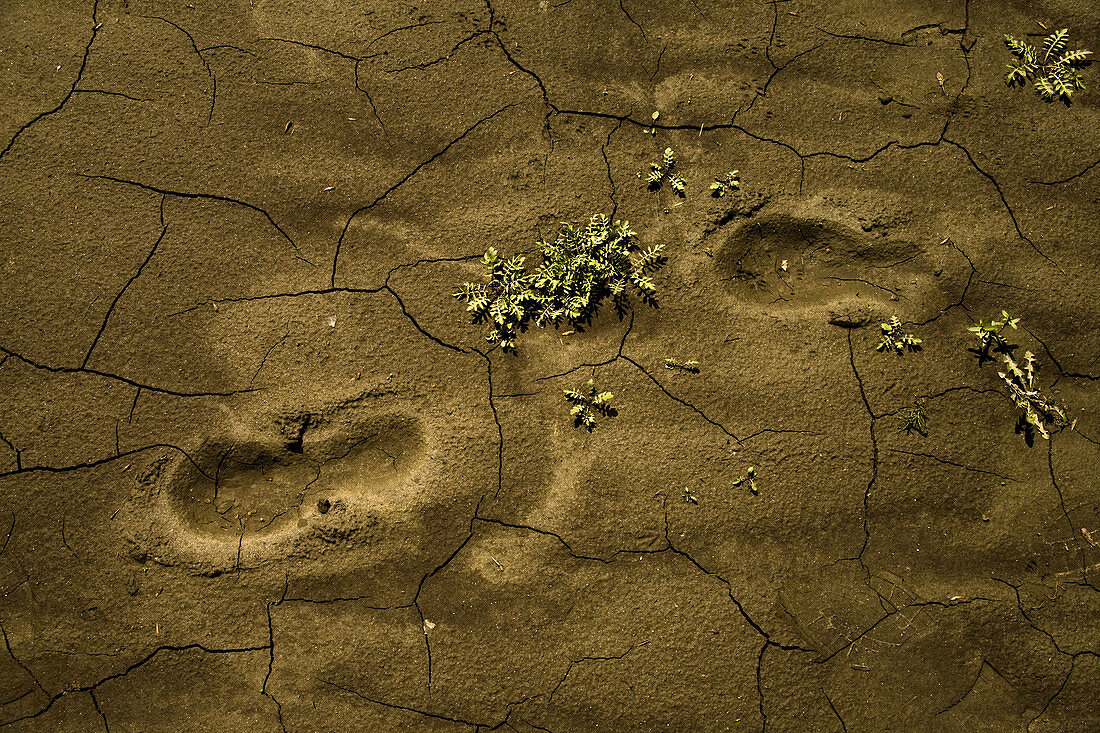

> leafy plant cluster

[
  {"left": 876, "top": 316, "right": 923, "bottom": 354},
  {"left": 710, "top": 171, "right": 740, "bottom": 197},
  {"left": 639, "top": 148, "right": 743, "bottom": 200},
  {"left": 732, "top": 466, "right": 758, "bottom": 495},
  {"left": 1004, "top": 29, "right": 1092, "bottom": 103},
  {"left": 454, "top": 215, "right": 665, "bottom": 352},
  {"left": 968, "top": 313, "right": 1068, "bottom": 442},
  {"left": 999, "top": 351, "right": 1068, "bottom": 440},
  {"left": 645, "top": 147, "right": 685, "bottom": 195},
  {"left": 896, "top": 400, "right": 929, "bottom": 437},
  {"left": 644, "top": 110, "right": 660, "bottom": 135},
  {"left": 664, "top": 357, "right": 700, "bottom": 374},
  {"left": 562, "top": 377, "right": 617, "bottom": 431},
  {"left": 967, "top": 310, "right": 1019, "bottom": 363}
]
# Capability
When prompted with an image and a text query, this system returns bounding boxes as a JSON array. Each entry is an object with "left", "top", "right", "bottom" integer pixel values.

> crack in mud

[
  {"left": 1030, "top": 156, "right": 1100, "bottom": 186},
  {"left": 261, "top": 576, "right": 289, "bottom": 733},
  {"left": 256, "top": 37, "right": 388, "bottom": 134},
  {"left": 82, "top": 197, "right": 168, "bottom": 369},
  {"left": 0, "top": 0, "right": 101, "bottom": 163},
  {"left": 0, "top": 443, "right": 211, "bottom": 482},
  {"left": 321, "top": 679, "right": 485, "bottom": 729},
  {"left": 884, "top": 448, "right": 1016, "bottom": 481},
  {"left": 845, "top": 330, "right": 876, "bottom": 564},
  {"left": 822, "top": 687, "right": 848, "bottom": 730},
  {"left": 72, "top": 174, "right": 308, "bottom": 263},
  {"left": 89, "top": 690, "right": 109, "bottom": 731},
  {"left": 941, "top": 139, "right": 1052, "bottom": 264},
  {"left": 0, "top": 643, "right": 271, "bottom": 727},
  {"left": 480, "top": 351, "right": 505, "bottom": 499},
  {"left": 935, "top": 659, "right": 1005, "bottom": 717},
  {"left": 381, "top": 31, "right": 491, "bottom": 74},
  {"left": 140, "top": 15, "right": 217, "bottom": 123},
  {"left": 331, "top": 103, "right": 520, "bottom": 287},
  {"left": 0, "top": 345, "right": 262, "bottom": 398},
  {"left": 546, "top": 638, "right": 644, "bottom": 704}
]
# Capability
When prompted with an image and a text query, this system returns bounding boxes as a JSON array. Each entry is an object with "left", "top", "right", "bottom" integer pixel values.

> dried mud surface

[{"left": 1, "top": 0, "right": 1099, "bottom": 730}]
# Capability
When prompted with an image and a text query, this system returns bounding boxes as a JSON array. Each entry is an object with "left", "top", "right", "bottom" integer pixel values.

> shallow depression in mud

[
  {"left": 712, "top": 212, "right": 930, "bottom": 306},
  {"left": 162, "top": 414, "right": 426, "bottom": 542}
]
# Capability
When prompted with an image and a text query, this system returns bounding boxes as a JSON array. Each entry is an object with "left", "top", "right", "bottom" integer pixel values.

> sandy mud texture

[{"left": 1, "top": 0, "right": 1099, "bottom": 730}]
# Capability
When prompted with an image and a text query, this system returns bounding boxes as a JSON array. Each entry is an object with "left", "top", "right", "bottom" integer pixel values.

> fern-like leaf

[
  {"left": 1058, "top": 48, "right": 1093, "bottom": 66},
  {"left": 1004, "top": 34, "right": 1030, "bottom": 58},
  {"left": 1043, "top": 28, "right": 1069, "bottom": 61}
]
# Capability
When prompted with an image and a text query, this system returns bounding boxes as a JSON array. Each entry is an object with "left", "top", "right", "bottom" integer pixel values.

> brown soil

[{"left": 1, "top": 0, "right": 1098, "bottom": 730}]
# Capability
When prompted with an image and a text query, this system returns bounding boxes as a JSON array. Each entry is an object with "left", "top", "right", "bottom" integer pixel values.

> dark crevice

[
  {"left": 822, "top": 688, "right": 847, "bottom": 731},
  {"left": 0, "top": 514, "right": 15, "bottom": 558},
  {"left": 383, "top": 285, "right": 467, "bottom": 353},
  {"left": 321, "top": 680, "right": 483, "bottom": 729},
  {"left": 261, "top": 575, "right": 289, "bottom": 733},
  {"left": 0, "top": 344, "right": 261, "bottom": 398},
  {"left": 601, "top": 118, "right": 625, "bottom": 217},
  {"left": 82, "top": 197, "right": 168, "bottom": 368},
  {"left": 1, "top": 625, "right": 48, "bottom": 700},
  {"left": 545, "top": 639, "right": 644, "bottom": 704},
  {"left": 0, "top": 431, "right": 21, "bottom": 472},
  {"left": 71, "top": 89, "right": 153, "bottom": 102},
  {"left": 991, "top": 577, "right": 1099, "bottom": 659},
  {"left": 480, "top": 351, "right": 505, "bottom": 498},
  {"left": 941, "top": 139, "right": 1053, "bottom": 264},
  {"left": 1030, "top": 156, "right": 1100, "bottom": 186},
  {"left": 756, "top": 641, "right": 768, "bottom": 730},
  {"left": 0, "top": 443, "right": 213, "bottom": 483},
  {"left": 935, "top": 659, "right": 991, "bottom": 717},
  {"left": 362, "top": 20, "right": 448, "bottom": 50},
  {"left": 89, "top": 690, "right": 109, "bottom": 732},
  {"left": 810, "top": 26, "right": 912, "bottom": 46},
  {"left": 1047, "top": 438, "right": 1090, "bottom": 586},
  {"left": 72, "top": 174, "right": 308, "bottom": 262},
  {"left": 167, "top": 285, "right": 385, "bottom": 317},
  {"left": 1027, "top": 328, "right": 1100, "bottom": 383},
  {"left": 332, "top": 103, "right": 520, "bottom": 287},
  {"left": 0, "top": 0, "right": 100, "bottom": 163},
  {"left": 140, "top": 15, "right": 216, "bottom": 122},
  {"left": 2, "top": 643, "right": 272, "bottom": 726},
  {"left": 621, "top": 354, "right": 741, "bottom": 442},
  {"left": 846, "top": 331, "right": 876, "bottom": 564},
  {"left": 617, "top": 0, "right": 648, "bottom": 43},
  {"left": 381, "top": 31, "right": 490, "bottom": 74},
  {"left": 250, "top": 325, "right": 292, "bottom": 388},
  {"left": 1026, "top": 659, "right": 1076, "bottom": 732},
  {"left": 884, "top": 448, "right": 1015, "bottom": 481}
]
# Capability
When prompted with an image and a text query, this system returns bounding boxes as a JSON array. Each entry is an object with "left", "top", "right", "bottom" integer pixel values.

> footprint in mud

[
  {"left": 711, "top": 207, "right": 947, "bottom": 317},
  {"left": 126, "top": 410, "right": 426, "bottom": 572}
]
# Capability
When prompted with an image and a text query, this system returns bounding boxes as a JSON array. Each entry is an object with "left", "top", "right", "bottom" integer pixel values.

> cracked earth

[{"left": 1, "top": 0, "right": 1098, "bottom": 730}]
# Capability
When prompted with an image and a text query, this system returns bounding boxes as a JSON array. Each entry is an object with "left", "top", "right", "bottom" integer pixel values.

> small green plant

[
  {"left": 1004, "top": 29, "right": 1092, "bottom": 104},
  {"left": 454, "top": 215, "right": 666, "bottom": 353},
  {"left": 967, "top": 310, "right": 1019, "bottom": 363},
  {"left": 562, "top": 377, "right": 616, "bottom": 431},
  {"left": 710, "top": 171, "right": 740, "bottom": 197},
  {"left": 999, "top": 351, "right": 1068, "bottom": 440},
  {"left": 876, "top": 316, "right": 923, "bottom": 353},
  {"left": 732, "top": 466, "right": 758, "bottom": 495},
  {"left": 644, "top": 147, "right": 685, "bottom": 195},
  {"left": 965, "top": 313, "right": 1068, "bottom": 443},
  {"left": 453, "top": 248, "right": 538, "bottom": 353},
  {"left": 896, "top": 400, "right": 929, "bottom": 437},
  {"left": 664, "top": 357, "right": 700, "bottom": 374},
  {"left": 681, "top": 486, "right": 699, "bottom": 505},
  {"left": 644, "top": 110, "right": 659, "bottom": 135}
]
